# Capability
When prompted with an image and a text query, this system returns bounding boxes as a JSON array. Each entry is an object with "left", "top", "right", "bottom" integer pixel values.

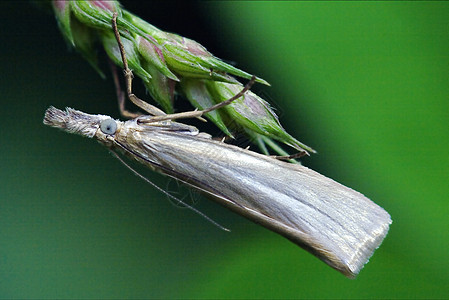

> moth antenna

[{"left": 109, "top": 150, "right": 230, "bottom": 232}]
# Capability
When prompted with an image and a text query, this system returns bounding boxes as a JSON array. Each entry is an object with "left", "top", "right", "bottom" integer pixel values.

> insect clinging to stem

[{"left": 43, "top": 13, "right": 391, "bottom": 278}]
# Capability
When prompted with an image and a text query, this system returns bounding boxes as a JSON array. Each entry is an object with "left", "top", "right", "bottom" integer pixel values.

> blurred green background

[{"left": 1, "top": 1, "right": 448, "bottom": 298}]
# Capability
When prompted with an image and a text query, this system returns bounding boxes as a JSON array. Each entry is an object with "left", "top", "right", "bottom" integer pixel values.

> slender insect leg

[
  {"left": 108, "top": 59, "right": 141, "bottom": 118},
  {"left": 271, "top": 152, "right": 308, "bottom": 161},
  {"left": 142, "top": 75, "right": 256, "bottom": 123},
  {"left": 112, "top": 13, "right": 256, "bottom": 123},
  {"left": 111, "top": 13, "right": 166, "bottom": 117}
]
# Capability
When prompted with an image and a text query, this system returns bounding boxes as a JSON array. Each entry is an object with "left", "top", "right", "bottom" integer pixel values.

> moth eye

[{"left": 100, "top": 119, "right": 117, "bottom": 135}]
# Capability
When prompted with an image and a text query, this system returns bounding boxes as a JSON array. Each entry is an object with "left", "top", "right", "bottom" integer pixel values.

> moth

[
  {"left": 43, "top": 105, "right": 391, "bottom": 278},
  {"left": 42, "top": 13, "right": 391, "bottom": 278}
]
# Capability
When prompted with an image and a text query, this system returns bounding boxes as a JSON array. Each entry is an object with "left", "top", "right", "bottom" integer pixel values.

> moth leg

[
  {"left": 111, "top": 13, "right": 166, "bottom": 117},
  {"left": 108, "top": 59, "right": 141, "bottom": 119},
  {"left": 140, "top": 75, "right": 256, "bottom": 123},
  {"left": 271, "top": 151, "right": 308, "bottom": 161},
  {"left": 112, "top": 12, "right": 255, "bottom": 123}
]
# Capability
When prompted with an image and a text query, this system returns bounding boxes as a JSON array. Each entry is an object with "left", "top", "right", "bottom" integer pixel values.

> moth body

[{"left": 44, "top": 106, "right": 392, "bottom": 278}]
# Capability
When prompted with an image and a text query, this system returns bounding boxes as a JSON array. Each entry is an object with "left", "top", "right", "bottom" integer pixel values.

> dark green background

[{"left": 1, "top": 1, "right": 448, "bottom": 298}]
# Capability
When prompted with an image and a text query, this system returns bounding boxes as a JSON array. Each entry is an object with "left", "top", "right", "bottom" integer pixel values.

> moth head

[{"left": 43, "top": 106, "right": 117, "bottom": 138}]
